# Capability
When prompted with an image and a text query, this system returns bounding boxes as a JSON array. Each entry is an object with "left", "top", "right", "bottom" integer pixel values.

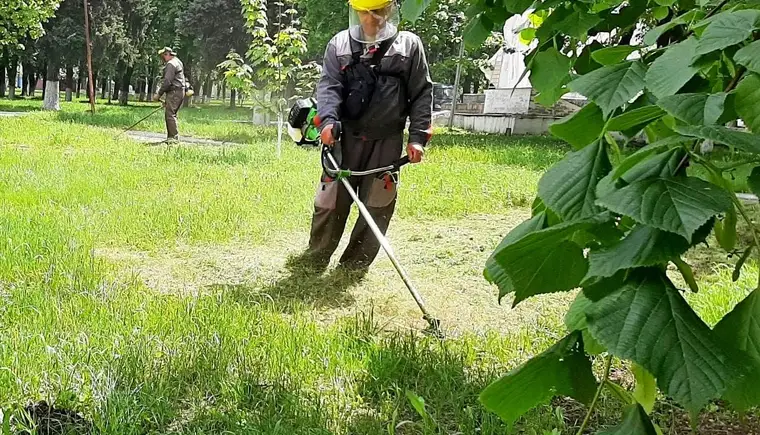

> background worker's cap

[{"left": 157, "top": 47, "right": 176, "bottom": 56}]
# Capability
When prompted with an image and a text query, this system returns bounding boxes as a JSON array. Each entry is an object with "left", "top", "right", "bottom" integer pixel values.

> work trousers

[
  {"left": 164, "top": 89, "right": 184, "bottom": 140},
  {"left": 307, "top": 132, "right": 403, "bottom": 268}
]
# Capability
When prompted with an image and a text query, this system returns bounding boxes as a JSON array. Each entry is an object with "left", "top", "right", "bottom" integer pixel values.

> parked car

[{"left": 433, "top": 82, "right": 454, "bottom": 111}]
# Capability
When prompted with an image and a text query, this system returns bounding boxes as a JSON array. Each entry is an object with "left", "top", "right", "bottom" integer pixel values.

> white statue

[{"left": 482, "top": 11, "right": 533, "bottom": 90}]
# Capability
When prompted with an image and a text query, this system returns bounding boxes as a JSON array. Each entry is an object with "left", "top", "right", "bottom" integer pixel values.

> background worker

[
  {"left": 304, "top": 0, "right": 433, "bottom": 272},
  {"left": 153, "top": 47, "right": 187, "bottom": 142}
]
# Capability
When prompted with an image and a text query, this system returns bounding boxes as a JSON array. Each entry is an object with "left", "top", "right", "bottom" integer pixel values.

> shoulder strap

[
  {"left": 372, "top": 33, "right": 398, "bottom": 66},
  {"left": 347, "top": 33, "right": 399, "bottom": 66},
  {"left": 349, "top": 37, "right": 363, "bottom": 65}
]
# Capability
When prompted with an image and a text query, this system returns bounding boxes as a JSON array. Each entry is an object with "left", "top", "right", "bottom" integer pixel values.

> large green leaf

[
  {"left": 633, "top": 364, "right": 657, "bottom": 414},
  {"left": 735, "top": 74, "right": 760, "bottom": 134},
  {"left": 575, "top": 41, "right": 604, "bottom": 75},
  {"left": 400, "top": 0, "right": 432, "bottom": 23},
  {"left": 504, "top": 0, "right": 535, "bottom": 15},
  {"left": 591, "top": 46, "right": 638, "bottom": 65},
  {"left": 485, "top": 213, "right": 547, "bottom": 301},
  {"left": 619, "top": 147, "right": 686, "bottom": 184},
  {"left": 565, "top": 292, "right": 606, "bottom": 355},
  {"left": 569, "top": 61, "right": 647, "bottom": 117},
  {"left": 607, "top": 106, "right": 666, "bottom": 132},
  {"left": 656, "top": 93, "right": 727, "bottom": 126},
  {"left": 596, "top": 176, "right": 732, "bottom": 242},
  {"left": 585, "top": 225, "right": 690, "bottom": 281},
  {"left": 489, "top": 216, "right": 609, "bottom": 306},
  {"left": 586, "top": 270, "right": 744, "bottom": 413},
  {"left": 463, "top": 13, "right": 493, "bottom": 48},
  {"left": 555, "top": 10, "right": 602, "bottom": 40},
  {"left": 749, "top": 166, "right": 760, "bottom": 198},
  {"left": 598, "top": 404, "right": 659, "bottom": 435},
  {"left": 596, "top": 148, "right": 686, "bottom": 200},
  {"left": 694, "top": 10, "right": 760, "bottom": 56},
  {"left": 530, "top": 48, "right": 572, "bottom": 107},
  {"left": 480, "top": 332, "right": 597, "bottom": 426},
  {"left": 675, "top": 125, "right": 760, "bottom": 154},
  {"left": 646, "top": 37, "right": 699, "bottom": 99},
  {"left": 713, "top": 287, "right": 760, "bottom": 411},
  {"left": 643, "top": 9, "right": 705, "bottom": 46},
  {"left": 549, "top": 103, "right": 605, "bottom": 150},
  {"left": 611, "top": 136, "right": 692, "bottom": 180},
  {"left": 535, "top": 5, "right": 574, "bottom": 43},
  {"left": 735, "top": 40, "right": 760, "bottom": 75},
  {"left": 538, "top": 140, "right": 611, "bottom": 221}
]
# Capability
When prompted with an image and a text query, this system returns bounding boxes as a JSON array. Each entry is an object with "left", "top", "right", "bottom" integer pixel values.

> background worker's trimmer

[
  {"left": 118, "top": 104, "right": 164, "bottom": 137},
  {"left": 288, "top": 98, "right": 443, "bottom": 336}
]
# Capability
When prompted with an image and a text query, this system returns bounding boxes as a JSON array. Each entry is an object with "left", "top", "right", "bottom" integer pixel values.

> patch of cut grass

[{"left": 0, "top": 102, "right": 757, "bottom": 434}]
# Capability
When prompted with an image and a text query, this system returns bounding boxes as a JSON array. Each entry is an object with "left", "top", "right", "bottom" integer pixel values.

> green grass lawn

[{"left": 0, "top": 98, "right": 756, "bottom": 434}]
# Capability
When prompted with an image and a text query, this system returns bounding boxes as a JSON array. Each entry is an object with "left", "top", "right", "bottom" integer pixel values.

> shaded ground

[
  {"left": 98, "top": 211, "right": 573, "bottom": 336},
  {"left": 125, "top": 130, "right": 246, "bottom": 147}
]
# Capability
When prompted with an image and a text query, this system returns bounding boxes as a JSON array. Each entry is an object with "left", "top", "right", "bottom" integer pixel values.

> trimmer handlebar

[{"left": 321, "top": 121, "right": 411, "bottom": 179}]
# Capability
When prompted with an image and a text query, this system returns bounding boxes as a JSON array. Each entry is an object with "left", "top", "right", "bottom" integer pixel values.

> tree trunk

[
  {"left": 29, "top": 71, "right": 38, "bottom": 97},
  {"left": 119, "top": 65, "right": 133, "bottom": 105},
  {"left": 111, "top": 76, "right": 120, "bottom": 102},
  {"left": 205, "top": 74, "right": 212, "bottom": 102},
  {"left": 183, "top": 60, "right": 193, "bottom": 106},
  {"left": 89, "top": 72, "right": 97, "bottom": 101},
  {"left": 43, "top": 63, "right": 60, "bottom": 111},
  {"left": 229, "top": 88, "right": 236, "bottom": 108},
  {"left": 65, "top": 66, "right": 74, "bottom": 102},
  {"left": 101, "top": 76, "right": 108, "bottom": 100},
  {"left": 21, "top": 63, "right": 31, "bottom": 97},
  {"left": 221, "top": 81, "right": 226, "bottom": 102},
  {"left": 147, "top": 75, "right": 155, "bottom": 97},
  {"left": 76, "top": 64, "right": 83, "bottom": 99},
  {"left": 7, "top": 55, "right": 18, "bottom": 100},
  {"left": 137, "top": 77, "right": 146, "bottom": 102},
  {"left": 0, "top": 66, "right": 6, "bottom": 98}
]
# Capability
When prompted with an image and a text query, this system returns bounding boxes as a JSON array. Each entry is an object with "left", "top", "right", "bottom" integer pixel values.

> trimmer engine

[{"left": 287, "top": 98, "right": 320, "bottom": 147}]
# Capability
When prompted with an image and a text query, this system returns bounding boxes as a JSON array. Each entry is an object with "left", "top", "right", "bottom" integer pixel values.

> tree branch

[
  {"left": 576, "top": 355, "right": 613, "bottom": 435},
  {"left": 706, "top": 0, "right": 730, "bottom": 19}
]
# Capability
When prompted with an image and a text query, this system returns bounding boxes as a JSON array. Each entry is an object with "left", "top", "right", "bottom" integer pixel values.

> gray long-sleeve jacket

[
  {"left": 316, "top": 30, "right": 433, "bottom": 145},
  {"left": 158, "top": 57, "right": 186, "bottom": 97}
]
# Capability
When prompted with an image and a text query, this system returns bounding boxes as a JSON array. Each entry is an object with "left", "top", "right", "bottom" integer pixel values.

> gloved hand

[
  {"left": 152, "top": 94, "right": 161, "bottom": 102},
  {"left": 321, "top": 124, "right": 336, "bottom": 147},
  {"left": 407, "top": 143, "right": 424, "bottom": 163}
]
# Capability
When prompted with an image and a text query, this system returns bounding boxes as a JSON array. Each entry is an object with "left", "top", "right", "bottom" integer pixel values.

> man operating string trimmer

[
  {"left": 153, "top": 47, "right": 191, "bottom": 142},
  {"left": 301, "top": 0, "right": 433, "bottom": 273}
]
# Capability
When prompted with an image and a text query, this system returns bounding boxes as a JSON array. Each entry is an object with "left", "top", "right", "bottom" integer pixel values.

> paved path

[
  {"left": 0, "top": 111, "right": 29, "bottom": 117},
  {"left": 126, "top": 130, "right": 243, "bottom": 147}
]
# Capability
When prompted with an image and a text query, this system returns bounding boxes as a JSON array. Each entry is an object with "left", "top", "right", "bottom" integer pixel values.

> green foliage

[
  {"left": 549, "top": 103, "right": 605, "bottom": 149},
  {"left": 480, "top": 332, "right": 597, "bottom": 426},
  {"left": 217, "top": 51, "right": 254, "bottom": 99},
  {"left": 632, "top": 364, "right": 657, "bottom": 415},
  {"left": 427, "top": 0, "right": 760, "bottom": 429},
  {"left": 598, "top": 405, "right": 659, "bottom": 435},
  {"left": 713, "top": 287, "right": 760, "bottom": 411},
  {"left": 0, "top": 0, "right": 60, "bottom": 46},
  {"left": 586, "top": 270, "right": 743, "bottom": 413},
  {"left": 241, "top": 0, "right": 318, "bottom": 114}
]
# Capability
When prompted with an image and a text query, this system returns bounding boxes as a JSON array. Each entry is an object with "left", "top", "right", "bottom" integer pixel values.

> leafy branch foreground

[{"left": 433, "top": 0, "right": 760, "bottom": 432}]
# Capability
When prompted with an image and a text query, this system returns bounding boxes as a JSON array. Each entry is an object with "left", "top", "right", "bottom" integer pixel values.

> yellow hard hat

[{"left": 349, "top": 0, "right": 391, "bottom": 12}]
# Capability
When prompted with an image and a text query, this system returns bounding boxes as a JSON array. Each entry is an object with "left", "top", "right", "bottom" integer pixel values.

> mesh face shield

[{"left": 348, "top": 2, "right": 399, "bottom": 44}]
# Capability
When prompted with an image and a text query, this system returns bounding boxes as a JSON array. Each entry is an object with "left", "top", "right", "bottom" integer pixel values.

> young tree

[
  {"left": 38, "top": 0, "right": 85, "bottom": 110},
  {"left": 397, "top": 0, "right": 760, "bottom": 430}
]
